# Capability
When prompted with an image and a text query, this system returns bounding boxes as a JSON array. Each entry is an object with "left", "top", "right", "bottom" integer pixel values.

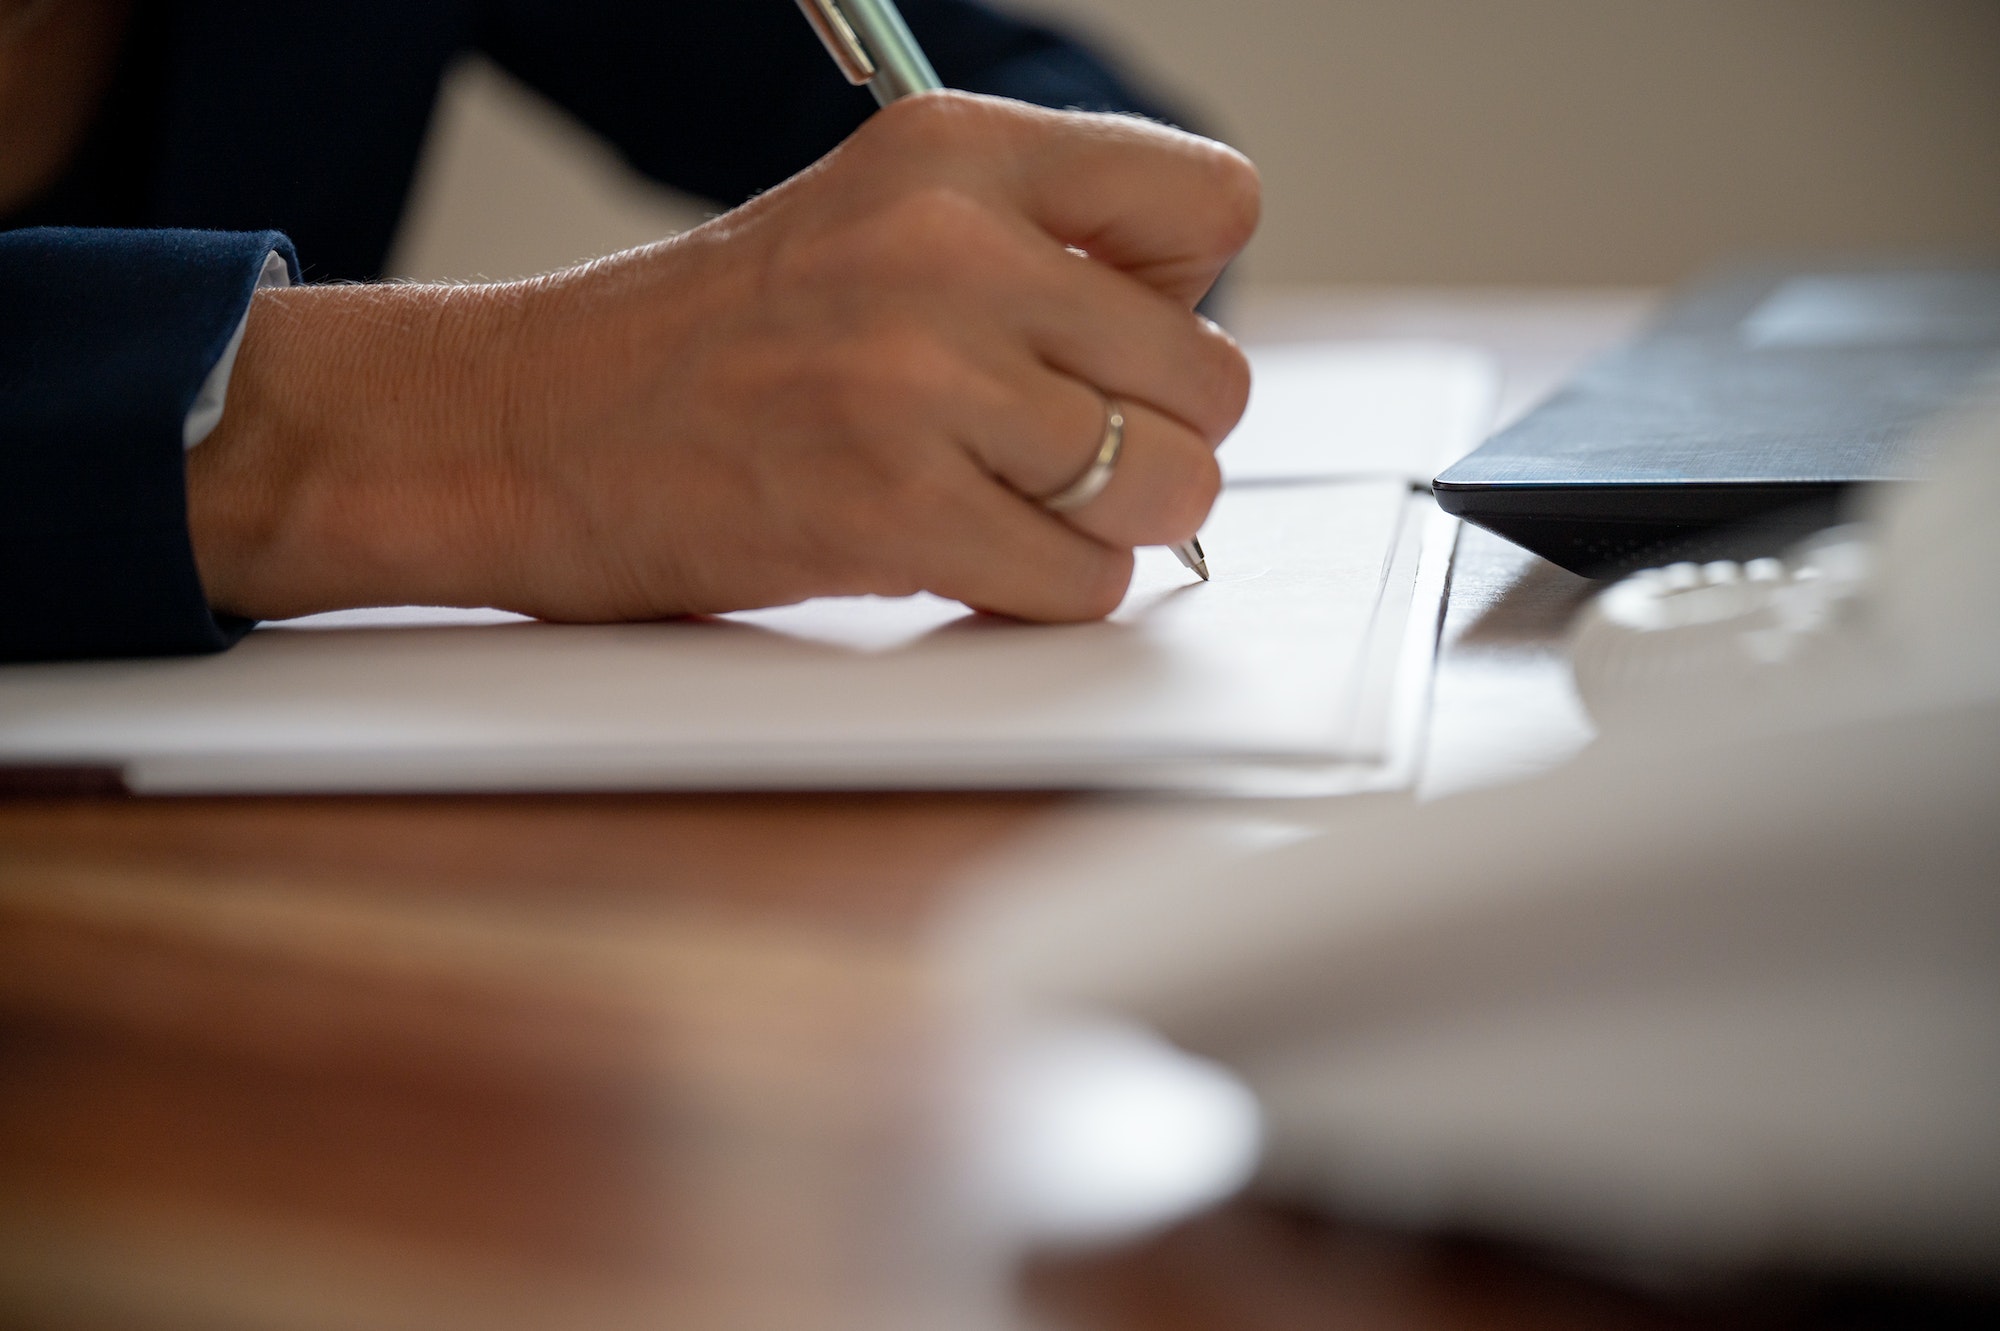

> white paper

[
  {"left": 1221, "top": 341, "right": 1498, "bottom": 484},
  {"left": 0, "top": 482, "right": 1421, "bottom": 793}
]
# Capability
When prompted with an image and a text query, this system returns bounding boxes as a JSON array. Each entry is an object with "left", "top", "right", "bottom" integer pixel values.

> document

[
  {"left": 0, "top": 342, "right": 1493, "bottom": 795},
  {"left": 1224, "top": 341, "right": 1498, "bottom": 484},
  {"left": 0, "top": 483, "right": 1444, "bottom": 794}
]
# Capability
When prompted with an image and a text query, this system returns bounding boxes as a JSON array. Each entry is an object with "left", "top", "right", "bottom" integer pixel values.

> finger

[
  {"left": 1051, "top": 397, "right": 1220, "bottom": 550},
  {"left": 1002, "top": 108, "right": 1260, "bottom": 308},
  {"left": 863, "top": 190, "right": 1249, "bottom": 447},
  {"left": 1015, "top": 244, "right": 1252, "bottom": 446},
  {"left": 896, "top": 446, "right": 1137, "bottom": 622},
  {"left": 957, "top": 366, "right": 1220, "bottom": 550},
  {"left": 866, "top": 94, "right": 1260, "bottom": 308}
]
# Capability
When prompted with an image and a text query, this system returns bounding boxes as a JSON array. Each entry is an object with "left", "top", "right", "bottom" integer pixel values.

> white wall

[{"left": 390, "top": 1, "right": 2000, "bottom": 288}]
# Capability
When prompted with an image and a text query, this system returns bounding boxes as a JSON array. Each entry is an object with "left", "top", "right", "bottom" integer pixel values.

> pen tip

[{"left": 1168, "top": 537, "right": 1210, "bottom": 581}]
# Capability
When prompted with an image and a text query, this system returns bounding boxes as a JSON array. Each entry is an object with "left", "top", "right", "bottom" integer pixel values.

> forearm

[{"left": 188, "top": 280, "right": 528, "bottom": 621}]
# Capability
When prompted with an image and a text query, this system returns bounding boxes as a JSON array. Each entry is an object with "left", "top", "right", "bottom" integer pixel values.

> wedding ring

[{"left": 1040, "top": 396, "right": 1125, "bottom": 514}]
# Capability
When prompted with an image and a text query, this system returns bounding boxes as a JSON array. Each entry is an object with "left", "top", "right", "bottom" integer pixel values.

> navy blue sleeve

[
  {"left": 475, "top": 0, "right": 1185, "bottom": 209},
  {"left": 0, "top": 227, "right": 299, "bottom": 663}
]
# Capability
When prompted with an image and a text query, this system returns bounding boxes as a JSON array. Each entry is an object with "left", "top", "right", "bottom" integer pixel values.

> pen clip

[{"left": 795, "top": 0, "right": 877, "bottom": 85}]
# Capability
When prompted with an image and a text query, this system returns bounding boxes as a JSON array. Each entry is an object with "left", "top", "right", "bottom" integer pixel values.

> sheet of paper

[
  {"left": 0, "top": 482, "right": 1421, "bottom": 794},
  {"left": 1221, "top": 341, "right": 1498, "bottom": 484}
]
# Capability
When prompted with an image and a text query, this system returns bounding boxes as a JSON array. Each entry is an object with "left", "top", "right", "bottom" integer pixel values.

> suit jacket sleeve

[{"left": 0, "top": 226, "right": 299, "bottom": 663}]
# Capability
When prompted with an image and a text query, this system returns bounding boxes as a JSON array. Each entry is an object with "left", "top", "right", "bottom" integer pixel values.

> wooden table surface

[{"left": 8, "top": 291, "right": 1989, "bottom": 1329}]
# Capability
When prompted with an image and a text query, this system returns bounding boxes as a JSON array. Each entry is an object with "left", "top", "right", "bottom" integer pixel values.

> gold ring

[{"left": 1040, "top": 396, "right": 1124, "bottom": 514}]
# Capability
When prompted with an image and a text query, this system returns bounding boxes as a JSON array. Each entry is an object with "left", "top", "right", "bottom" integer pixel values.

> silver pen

[{"left": 793, "top": 0, "right": 1211, "bottom": 581}]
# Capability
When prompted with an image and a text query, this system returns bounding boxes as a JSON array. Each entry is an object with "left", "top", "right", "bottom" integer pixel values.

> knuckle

[
  {"left": 882, "top": 186, "right": 1018, "bottom": 274},
  {"left": 868, "top": 89, "right": 1004, "bottom": 157},
  {"left": 870, "top": 90, "right": 960, "bottom": 149}
]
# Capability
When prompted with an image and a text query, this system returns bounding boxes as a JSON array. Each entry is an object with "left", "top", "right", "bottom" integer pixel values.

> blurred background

[{"left": 389, "top": 0, "right": 2000, "bottom": 290}]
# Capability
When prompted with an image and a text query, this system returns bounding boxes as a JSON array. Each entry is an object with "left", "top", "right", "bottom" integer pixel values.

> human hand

[{"left": 189, "top": 93, "right": 1259, "bottom": 624}]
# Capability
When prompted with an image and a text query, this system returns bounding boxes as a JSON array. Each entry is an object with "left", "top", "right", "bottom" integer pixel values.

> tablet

[{"left": 1433, "top": 262, "right": 2000, "bottom": 576}]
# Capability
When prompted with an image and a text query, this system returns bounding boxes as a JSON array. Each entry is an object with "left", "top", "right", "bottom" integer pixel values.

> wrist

[{"left": 187, "top": 281, "right": 525, "bottom": 619}]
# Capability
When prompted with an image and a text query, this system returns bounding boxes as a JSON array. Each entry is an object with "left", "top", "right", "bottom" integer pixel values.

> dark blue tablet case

[{"left": 1432, "top": 262, "right": 2000, "bottom": 577}]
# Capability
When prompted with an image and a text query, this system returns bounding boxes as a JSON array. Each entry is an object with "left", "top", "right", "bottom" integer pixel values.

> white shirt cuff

[{"left": 183, "top": 247, "right": 292, "bottom": 450}]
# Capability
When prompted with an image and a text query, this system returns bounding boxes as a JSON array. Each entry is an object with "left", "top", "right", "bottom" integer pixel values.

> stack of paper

[{"left": 0, "top": 342, "right": 1496, "bottom": 795}]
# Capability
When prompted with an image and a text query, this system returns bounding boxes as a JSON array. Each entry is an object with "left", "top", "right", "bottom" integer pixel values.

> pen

[{"left": 794, "top": 0, "right": 1211, "bottom": 581}]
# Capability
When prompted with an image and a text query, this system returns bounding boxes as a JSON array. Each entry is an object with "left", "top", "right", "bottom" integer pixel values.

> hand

[{"left": 189, "top": 92, "right": 1259, "bottom": 624}]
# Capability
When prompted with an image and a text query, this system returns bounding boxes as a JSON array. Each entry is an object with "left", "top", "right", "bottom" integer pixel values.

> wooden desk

[{"left": 12, "top": 291, "right": 1980, "bottom": 1329}]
